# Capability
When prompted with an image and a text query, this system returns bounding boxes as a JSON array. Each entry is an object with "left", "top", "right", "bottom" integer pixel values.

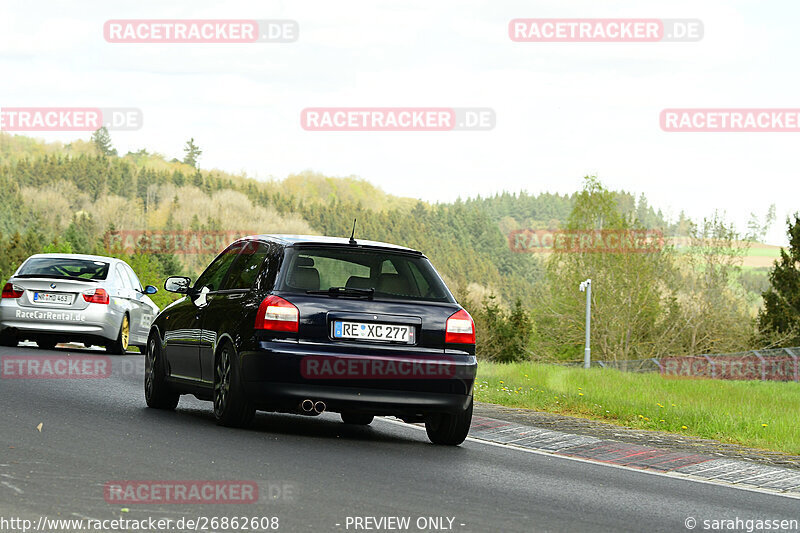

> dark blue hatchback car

[{"left": 145, "top": 235, "right": 477, "bottom": 445}]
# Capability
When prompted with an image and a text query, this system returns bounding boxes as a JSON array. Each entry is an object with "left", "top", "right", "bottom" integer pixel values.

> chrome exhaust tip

[
  {"left": 313, "top": 401, "right": 326, "bottom": 414},
  {"left": 301, "top": 399, "right": 314, "bottom": 413}
]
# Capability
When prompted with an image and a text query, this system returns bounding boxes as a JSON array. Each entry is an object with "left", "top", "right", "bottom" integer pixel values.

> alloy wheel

[
  {"left": 145, "top": 338, "right": 156, "bottom": 399},
  {"left": 120, "top": 315, "right": 129, "bottom": 350},
  {"left": 214, "top": 348, "right": 231, "bottom": 416}
]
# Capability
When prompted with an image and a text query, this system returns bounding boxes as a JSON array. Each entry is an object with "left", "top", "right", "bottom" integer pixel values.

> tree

[
  {"left": 673, "top": 213, "right": 754, "bottom": 355},
  {"left": 758, "top": 214, "right": 800, "bottom": 346},
  {"left": 64, "top": 211, "right": 97, "bottom": 254},
  {"left": 183, "top": 138, "right": 202, "bottom": 168},
  {"left": 192, "top": 171, "right": 204, "bottom": 188},
  {"left": 91, "top": 127, "right": 117, "bottom": 156},
  {"left": 529, "top": 177, "right": 754, "bottom": 362},
  {"left": 471, "top": 296, "right": 532, "bottom": 363},
  {"left": 3, "top": 232, "right": 28, "bottom": 279},
  {"left": 171, "top": 170, "right": 186, "bottom": 187},
  {"left": 531, "top": 177, "right": 671, "bottom": 361},
  {"left": 746, "top": 204, "right": 776, "bottom": 242}
]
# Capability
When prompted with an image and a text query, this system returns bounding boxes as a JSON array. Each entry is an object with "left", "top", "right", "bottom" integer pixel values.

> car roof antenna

[{"left": 349, "top": 218, "right": 358, "bottom": 245}]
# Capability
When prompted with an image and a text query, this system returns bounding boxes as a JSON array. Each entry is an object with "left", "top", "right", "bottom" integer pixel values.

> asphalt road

[{"left": 1, "top": 345, "right": 798, "bottom": 533}]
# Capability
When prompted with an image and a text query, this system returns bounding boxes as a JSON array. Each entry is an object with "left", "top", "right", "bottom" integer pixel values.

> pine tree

[
  {"left": 172, "top": 170, "right": 186, "bottom": 187},
  {"left": 64, "top": 212, "right": 96, "bottom": 254},
  {"left": 91, "top": 127, "right": 117, "bottom": 156},
  {"left": 5, "top": 232, "right": 28, "bottom": 274},
  {"left": 183, "top": 138, "right": 202, "bottom": 168},
  {"left": 758, "top": 214, "right": 800, "bottom": 345}
]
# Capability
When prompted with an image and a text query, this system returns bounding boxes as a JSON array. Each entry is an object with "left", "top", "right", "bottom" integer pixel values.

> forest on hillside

[{"left": 0, "top": 132, "right": 789, "bottom": 361}]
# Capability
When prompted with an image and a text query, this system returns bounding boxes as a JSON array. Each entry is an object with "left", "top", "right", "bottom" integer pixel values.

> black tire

[
  {"left": 107, "top": 314, "right": 130, "bottom": 355},
  {"left": 144, "top": 335, "right": 179, "bottom": 410},
  {"left": 37, "top": 338, "right": 57, "bottom": 350},
  {"left": 213, "top": 341, "right": 255, "bottom": 428},
  {"left": 341, "top": 413, "right": 374, "bottom": 425},
  {"left": 425, "top": 397, "right": 473, "bottom": 446}
]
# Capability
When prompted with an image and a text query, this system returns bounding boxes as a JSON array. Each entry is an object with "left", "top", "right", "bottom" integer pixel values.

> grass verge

[{"left": 475, "top": 361, "right": 800, "bottom": 455}]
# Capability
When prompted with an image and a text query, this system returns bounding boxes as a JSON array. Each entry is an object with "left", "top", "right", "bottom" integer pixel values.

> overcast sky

[{"left": 1, "top": 0, "right": 797, "bottom": 244}]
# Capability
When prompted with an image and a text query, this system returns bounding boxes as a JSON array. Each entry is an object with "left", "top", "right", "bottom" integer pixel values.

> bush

[{"left": 471, "top": 297, "right": 532, "bottom": 363}]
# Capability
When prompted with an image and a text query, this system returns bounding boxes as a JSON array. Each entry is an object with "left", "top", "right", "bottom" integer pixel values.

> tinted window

[
  {"left": 260, "top": 242, "right": 283, "bottom": 291},
  {"left": 277, "top": 247, "right": 454, "bottom": 303},
  {"left": 194, "top": 243, "right": 243, "bottom": 291},
  {"left": 223, "top": 241, "right": 269, "bottom": 290},
  {"left": 17, "top": 257, "right": 110, "bottom": 280},
  {"left": 407, "top": 261, "right": 431, "bottom": 296}
]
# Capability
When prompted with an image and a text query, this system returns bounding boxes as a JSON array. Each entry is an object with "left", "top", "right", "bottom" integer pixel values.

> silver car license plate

[{"left": 33, "top": 292, "right": 72, "bottom": 305}]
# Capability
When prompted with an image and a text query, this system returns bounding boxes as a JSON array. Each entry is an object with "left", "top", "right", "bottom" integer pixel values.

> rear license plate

[
  {"left": 33, "top": 292, "right": 72, "bottom": 305},
  {"left": 333, "top": 321, "right": 414, "bottom": 343}
]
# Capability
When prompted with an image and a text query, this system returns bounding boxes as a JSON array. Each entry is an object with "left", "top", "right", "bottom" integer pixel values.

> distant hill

[
  {"left": 0, "top": 133, "right": 763, "bottom": 308},
  {"left": 0, "top": 133, "right": 540, "bottom": 305}
]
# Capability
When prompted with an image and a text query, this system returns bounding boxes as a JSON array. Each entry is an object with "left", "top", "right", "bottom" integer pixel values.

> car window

[
  {"left": 407, "top": 261, "right": 432, "bottom": 297},
  {"left": 17, "top": 257, "right": 110, "bottom": 280},
  {"left": 194, "top": 243, "right": 243, "bottom": 292},
  {"left": 116, "top": 264, "right": 132, "bottom": 289},
  {"left": 303, "top": 255, "right": 371, "bottom": 290},
  {"left": 223, "top": 241, "right": 270, "bottom": 290},
  {"left": 380, "top": 260, "right": 398, "bottom": 274},
  {"left": 260, "top": 242, "right": 283, "bottom": 291},
  {"left": 278, "top": 247, "right": 454, "bottom": 303},
  {"left": 124, "top": 264, "right": 143, "bottom": 291}
]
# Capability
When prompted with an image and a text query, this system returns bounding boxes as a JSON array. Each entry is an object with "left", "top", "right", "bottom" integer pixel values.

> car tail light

[
  {"left": 255, "top": 295, "right": 299, "bottom": 332},
  {"left": 445, "top": 309, "right": 475, "bottom": 344},
  {"left": 83, "top": 288, "right": 110, "bottom": 304},
  {"left": 2, "top": 283, "right": 23, "bottom": 299}
]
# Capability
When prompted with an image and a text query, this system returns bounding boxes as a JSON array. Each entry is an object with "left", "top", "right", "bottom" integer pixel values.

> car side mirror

[
  {"left": 143, "top": 285, "right": 158, "bottom": 295},
  {"left": 164, "top": 276, "right": 191, "bottom": 294}
]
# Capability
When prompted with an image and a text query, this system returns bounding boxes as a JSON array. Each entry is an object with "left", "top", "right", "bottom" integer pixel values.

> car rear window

[
  {"left": 278, "top": 247, "right": 454, "bottom": 303},
  {"left": 16, "top": 257, "right": 110, "bottom": 280}
]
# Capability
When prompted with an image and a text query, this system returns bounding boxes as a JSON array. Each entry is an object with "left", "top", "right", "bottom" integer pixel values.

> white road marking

[
  {"left": 1, "top": 481, "right": 23, "bottom": 494},
  {"left": 71, "top": 513, "right": 101, "bottom": 521}
]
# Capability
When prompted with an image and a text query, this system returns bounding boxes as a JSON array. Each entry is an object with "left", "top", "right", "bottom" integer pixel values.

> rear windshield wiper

[{"left": 306, "top": 286, "right": 375, "bottom": 299}]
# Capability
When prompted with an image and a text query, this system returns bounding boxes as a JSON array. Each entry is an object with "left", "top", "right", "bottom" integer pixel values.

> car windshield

[
  {"left": 16, "top": 257, "right": 110, "bottom": 280},
  {"left": 278, "top": 247, "right": 454, "bottom": 303}
]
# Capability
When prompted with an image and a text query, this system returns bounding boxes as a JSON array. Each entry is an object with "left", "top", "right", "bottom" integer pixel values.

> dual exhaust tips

[{"left": 300, "top": 399, "right": 326, "bottom": 415}]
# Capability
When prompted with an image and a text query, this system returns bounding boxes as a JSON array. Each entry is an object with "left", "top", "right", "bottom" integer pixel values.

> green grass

[
  {"left": 745, "top": 247, "right": 781, "bottom": 257},
  {"left": 475, "top": 361, "right": 800, "bottom": 455}
]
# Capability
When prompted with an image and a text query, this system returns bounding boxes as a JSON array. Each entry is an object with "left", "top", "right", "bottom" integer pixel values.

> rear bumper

[
  {"left": 0, "top": 300, "right": 122, "bottom": 342},
  {"left": 242, "top": 382, "right": 472, "bottom": 416},
  {"left": 240, "top": 340, "right": 476, "bottom": 416}
]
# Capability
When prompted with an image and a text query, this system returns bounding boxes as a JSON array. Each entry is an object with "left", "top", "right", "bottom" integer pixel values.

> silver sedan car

[{"left": 0, "top": 254, "right": 159, "bottom": 353}]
